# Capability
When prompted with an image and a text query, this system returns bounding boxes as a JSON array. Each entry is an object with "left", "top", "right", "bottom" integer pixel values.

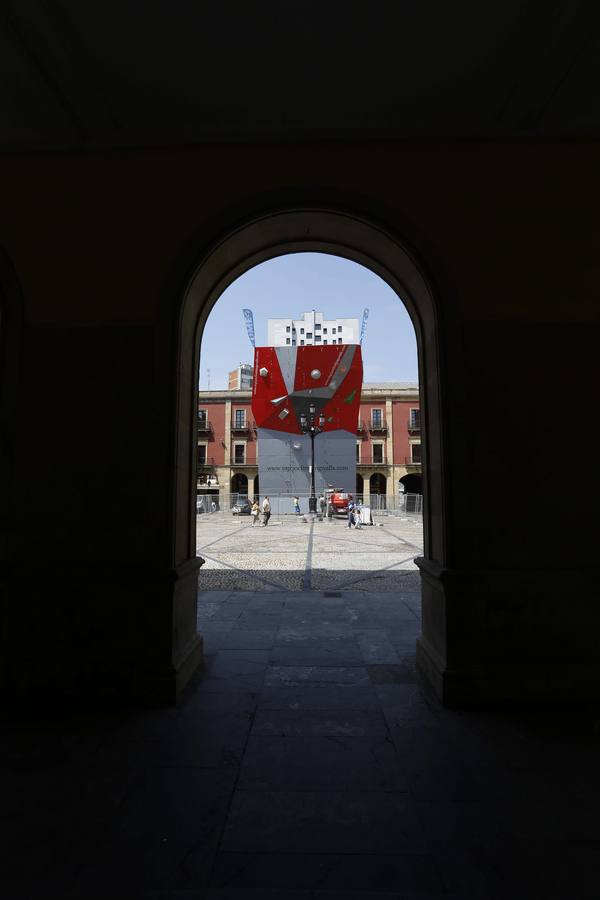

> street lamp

[{"left": 299, "top": 402, "right": 325, "bottom": 513}]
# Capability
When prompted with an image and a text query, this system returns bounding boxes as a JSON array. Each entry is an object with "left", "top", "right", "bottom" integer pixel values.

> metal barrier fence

[{"left": 197, "top": 492, "right": 422, "bottom": 520}]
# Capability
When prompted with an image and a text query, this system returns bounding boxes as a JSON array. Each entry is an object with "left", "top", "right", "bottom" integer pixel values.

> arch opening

[
  {"left": 176, "top": 209, "right": 444, "bottom": 572},
  {"left": 356, "top": 472, "right": 364, "bottom": 498}
]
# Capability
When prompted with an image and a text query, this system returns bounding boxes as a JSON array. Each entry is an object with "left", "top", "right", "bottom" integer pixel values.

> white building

[{"left": 267, "top": 310, "right": 360, "bottom": 347}]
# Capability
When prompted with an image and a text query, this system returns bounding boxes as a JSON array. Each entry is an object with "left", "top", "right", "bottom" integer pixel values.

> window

[
  {"left": 332, "top": 327, "right": 336, "bottom": 334},
  {"left": 356, "top": 442, "right": 360, "bottom": 463},
  {"left": 373, "top": 444, "right": 384, "bottom": 464},
  {"left": 323, "top": 339, "right": 327, "bottom": 345},
  {"left": 315, "top": 323, "right": 321, "bottom": 330},
  {"left": 234, "top": 443, "right": 245, "bottom": 464},
  {"left": 306, "top": 332, "right": 313, "bottom": 339},
  {"left": 323, "top": 327, "right": 327, "bottom": 334},
  {"left": 411, "top": 443, "right": 422, "bottom": 463},
  {"left": 198, "top": 445, "right": 207, "bottom": 465},
  {"left": 300, "top": 328, "right": 304, "bottom": 334},
  {"left": 198, "top": 409, "right": 208, "bottom": 428},
  {"left": 300, "top": 339, "right": 305, "bottom": 345},
  {"left": 315, "top": 336, "right": 321, "bottom": 342},
  {"left": 409, "top": 408, "right": 421, "bottom": 429},
  {"left": 234, "top": 409, "right": 246, "bottom": 428},
  {"left": 286, "top": 325, "right": 290, "bottom": 332},
  {"left": 292, "top": 340, "right": 296, "bottom": 346},
  {"left": 338, "top": 337, "right": 342, "bottom": 344},
  {"left": 286, "top": 338, "right": 290, "bottom": 344},
  {"left": 371, "top": 408, "right": 383, "bottom": 428}
]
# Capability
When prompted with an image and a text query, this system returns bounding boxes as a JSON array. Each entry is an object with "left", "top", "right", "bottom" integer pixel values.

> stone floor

[
  {"left": 3, "top": 587, "right": 600, "bottom": 898},
  {"left": 196, "top": 513, "right": 424, "bottom": 592}
]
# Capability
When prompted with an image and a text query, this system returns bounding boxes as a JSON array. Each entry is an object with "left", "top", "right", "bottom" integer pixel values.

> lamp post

[{"left": 299, "top": 403, "right": 325, "bottom": 514}]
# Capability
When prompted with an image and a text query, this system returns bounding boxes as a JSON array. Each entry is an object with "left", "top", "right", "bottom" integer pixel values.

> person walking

[
  {"left": 251, "top": 499, "right": 260, "bottom": 526},
  {"left": 293, "top": 496, "right": 300, "bottom": 515},
  {"left": 326, "top": 497, "right": 334, "bottom": 522},
  {"left": 318, "top": 494, "right": 326, "bottom": 517},
  {"left": 354, "top": 500, "right": 363, "bottom": 529},
  {"left": 347, "top": 498, "right": 355, "bottom": 529},
  {"left": 262, "top": 495, "right": 271, "bottom": 526}
]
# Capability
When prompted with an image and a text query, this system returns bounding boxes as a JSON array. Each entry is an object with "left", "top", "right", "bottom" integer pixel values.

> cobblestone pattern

[{"left": 197, "top": 514, "right": 424, "bottom": 592}]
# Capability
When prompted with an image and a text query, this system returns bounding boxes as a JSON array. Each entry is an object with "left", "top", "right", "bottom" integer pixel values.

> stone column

[
  {"left": 385, "top": 399, "right": 394, "bottom": 507},
  {"left": 362, "top": 469, "right": 370, "bottom": 505},
  {"left": 224, "top": 401, "right": 232, "bottom": 508}
]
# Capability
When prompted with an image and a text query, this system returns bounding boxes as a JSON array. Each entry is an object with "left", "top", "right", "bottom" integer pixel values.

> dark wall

[{"left": 1, "top": 142, "right": 598, "bottom": 704}]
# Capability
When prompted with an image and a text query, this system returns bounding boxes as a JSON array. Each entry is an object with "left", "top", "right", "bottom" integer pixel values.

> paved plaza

[
  {"left": 4, "top": 513, "right": 597, "bottom": 899},
  {"left": 197, "top": 512, "right": 424, "bottom": 592},
  {"left": 3, "top": 562, "right": 600, "bottom": 896}
]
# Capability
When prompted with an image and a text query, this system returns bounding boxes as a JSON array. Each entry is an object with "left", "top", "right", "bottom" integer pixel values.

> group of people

[
  {"left": 293, "top": 494, "right": 334, "bottom": 520},
  {"left": 248, "top": 494, "right": 364, "bottom": 528},
  {"left": 250, "top": 496, "right": 271, "bottom": 526},
  {"left": 346, "top": 497, "right": 363, "bottom": 529}
]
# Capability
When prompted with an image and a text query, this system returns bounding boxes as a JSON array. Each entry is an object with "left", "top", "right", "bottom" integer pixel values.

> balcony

[
  {"left": 357, "top": 452, "right": 386, "bottom": 465},
  {"left": 231, "top": 418, "right": 256, "bottom": 434},
  {"left": 407, "top": 418, "right": 421, "bottom": 432},
  {"left": 198, "top": 477, "right": 218, "bottom": 487},
  {"left": 368, "top": 418, "right": 388, "bottom": 434},
  {"left": 405, "top": 455, "right": 422, "bottom": 467},
  {"left": 197, "top": 455, "right": 217, "bottom": 467},
  {"left": 356, "top": 420, "right": 367, "bottom": 434},
  {"left": 197, "top": 417, "right": 212, "bottom": 433}
]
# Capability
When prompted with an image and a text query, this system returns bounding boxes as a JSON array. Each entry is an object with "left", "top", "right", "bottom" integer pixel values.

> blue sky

[{"left": 199, "top": 253, "right": 418, "bottom": 389}]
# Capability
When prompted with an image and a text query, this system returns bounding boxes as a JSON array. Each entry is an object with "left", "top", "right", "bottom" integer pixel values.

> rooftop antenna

[
  {"left": 243, "top": 309, "right": 256, "bottom": 348},
  {"left": 360, "top": 308, "right": 370, "bottom": 345}
]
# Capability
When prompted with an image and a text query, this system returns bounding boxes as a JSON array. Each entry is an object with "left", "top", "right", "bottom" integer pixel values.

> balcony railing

[
  {"left": 356, "top": 420, "right": 367, "bottom": 433},
  {"left": 368, "top": 418, "right": 388, "bottom": 434},
  {"left": 197, "top": 456, "right": 217, "bottom": 466},
  {"left": 197, "top": 417, "right": 212, "bottom": 432},
  {"left": 405, "top": 455, "right": 422, "bottom": 466},
  {"left": 407, "top": 418, "right": 421, "bottom": 431},
  {"left": 231, "top": 418, "right": 256, "bottom": 433}
]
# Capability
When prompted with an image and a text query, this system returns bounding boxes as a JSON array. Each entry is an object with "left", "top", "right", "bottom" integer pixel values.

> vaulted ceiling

[{"left": 2, "top": 1, "right": 599, "bottom": 152}]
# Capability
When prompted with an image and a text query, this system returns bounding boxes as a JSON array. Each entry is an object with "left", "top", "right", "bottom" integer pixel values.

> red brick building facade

[{"left": 197, "top": 383, "right": 420, "bottom": 507}]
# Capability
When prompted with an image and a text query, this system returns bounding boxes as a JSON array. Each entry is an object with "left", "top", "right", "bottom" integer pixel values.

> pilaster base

[
  {"left": 1, "top": 556, "right": 205, "bottom": 709},
  {"left": 416, "top": 557, "right": 600, "bottom": 706}
]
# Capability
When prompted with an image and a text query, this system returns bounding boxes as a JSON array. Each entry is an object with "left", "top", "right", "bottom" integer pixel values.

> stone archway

[
  {"left": 176, "top": 209, "right": 444, "bottom": 563},
  {"left": 400, "top": 473, "right": 422, "bottom": 495},
  {"left": 0, "top": 246, "right": 24, "bottom": 570},
  {"left": 369, "top": 472, "right": 387, "bottom": 509},
  {"left": 356, "top": 473, "right": 364, "bottom": 497},
  {"left": 175, "top": 207, "right": 446, "bottom": 699},
  {"left": 231, "top": 472, "right": 248, "bottom": 497}
]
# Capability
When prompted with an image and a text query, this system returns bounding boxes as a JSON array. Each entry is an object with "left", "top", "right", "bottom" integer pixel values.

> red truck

[{"left": 326, "top": 488, "right": 354, "bottom": 515}]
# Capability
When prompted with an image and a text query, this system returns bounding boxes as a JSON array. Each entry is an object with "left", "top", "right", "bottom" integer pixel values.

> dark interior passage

[
  {"left": 2, "top": 4, "right": 600, "bottom": 896},
  {"left": 4, "top": 587, "right": 600, "bottom": 898}
]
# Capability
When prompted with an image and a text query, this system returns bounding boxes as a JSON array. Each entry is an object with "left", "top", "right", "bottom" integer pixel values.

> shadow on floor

[
  {"left": 2, "top": 589, "right": 600, "bottom": 899},
  {"left": 196, "top": 569, "right": 422, "bottom": 592}
]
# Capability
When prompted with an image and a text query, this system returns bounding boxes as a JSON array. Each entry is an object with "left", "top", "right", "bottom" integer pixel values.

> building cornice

[
  {"left": 198, "top": 390, "right": 252, "bottom": 401},
  {"left": 198, "top": 384, "right": 419, "bottom": 402}
]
